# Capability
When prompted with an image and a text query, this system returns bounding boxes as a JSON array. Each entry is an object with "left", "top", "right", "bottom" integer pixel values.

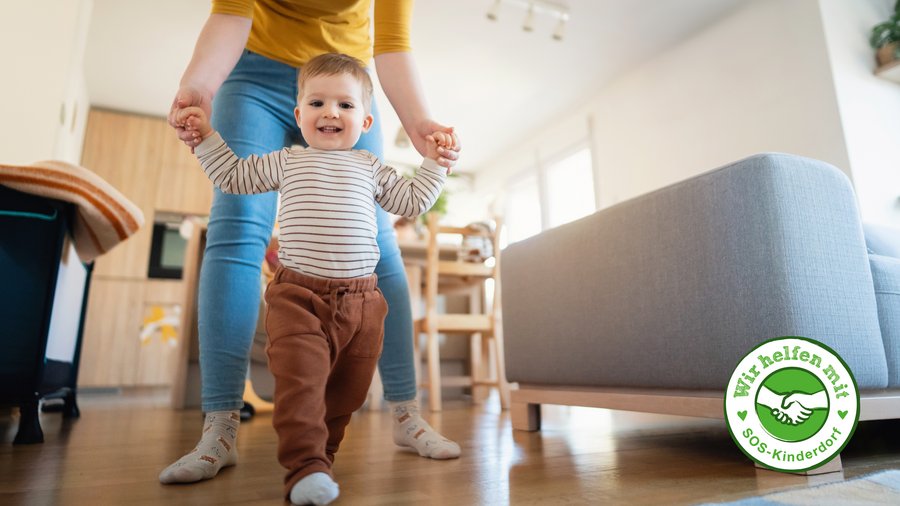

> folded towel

[{"left": 0, "top": 161, "right": 144, "bottom": 263}]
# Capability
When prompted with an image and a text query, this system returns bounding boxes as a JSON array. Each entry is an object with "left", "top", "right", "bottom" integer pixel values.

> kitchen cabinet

[{"left": 79, "top": 109, "right": 211, "bottom": 387}]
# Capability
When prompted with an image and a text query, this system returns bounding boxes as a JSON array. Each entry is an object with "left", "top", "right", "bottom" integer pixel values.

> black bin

[{"left": 0, "top": 184, "right": 93, "bottom": 444}]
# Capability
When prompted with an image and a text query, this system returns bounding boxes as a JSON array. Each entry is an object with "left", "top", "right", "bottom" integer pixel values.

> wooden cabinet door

[
  {"left": 79, "top": 278, "right": 145, "bottom": 387},
  {"left": 80, "top": 109, "right": 164, "bottom": 279},
  {"left": 156, "top": 124, "right": 213, "bottom": 216},
  {"left": 80, "top": 278, "right": 186, "bottom": 387}
]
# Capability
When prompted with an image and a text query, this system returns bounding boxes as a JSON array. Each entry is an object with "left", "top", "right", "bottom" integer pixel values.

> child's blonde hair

[{"left": 298, "top": 53, "right": 374, "bottom": 113}]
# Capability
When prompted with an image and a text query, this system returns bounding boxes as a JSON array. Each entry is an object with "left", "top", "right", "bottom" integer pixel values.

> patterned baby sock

[
  {"left": 289, "top": 472, "right": 340, "bottom": 505},
  {"left": 390, "top": 400, "right": 461, "bottom": 459},
  {"left": 159, "top": 410, "right": 240, "bottom": 484}
]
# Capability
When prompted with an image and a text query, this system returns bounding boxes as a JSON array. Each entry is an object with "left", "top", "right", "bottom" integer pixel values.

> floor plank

[{"left": 2, "top": 390, "right": 900, "bottom": 505}]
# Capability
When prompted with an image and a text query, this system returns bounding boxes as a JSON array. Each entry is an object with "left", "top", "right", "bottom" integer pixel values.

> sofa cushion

[
  {"left": 864, "top": 223, "right": 900, "bottom": 258},
  {"left": 864, "top": 223, "right": 900, "bottom": 387},
  {"left": 871, "top": 253, "right": 900, "bottom": 387}
]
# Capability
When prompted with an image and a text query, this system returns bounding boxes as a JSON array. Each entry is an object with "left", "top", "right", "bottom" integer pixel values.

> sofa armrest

[{"left": 500, "top": 153, "right": 887, "bottom": 390}]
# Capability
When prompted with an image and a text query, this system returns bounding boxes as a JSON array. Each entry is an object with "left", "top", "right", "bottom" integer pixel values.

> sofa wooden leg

[{"left": 511, "top": 400, "right": 541, "bottom": 431}]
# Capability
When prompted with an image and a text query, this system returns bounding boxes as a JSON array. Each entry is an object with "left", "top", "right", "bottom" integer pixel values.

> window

[
  {"left": 499, "top": 142, "right": 596, "bottom": 246},
  {"left": 545, "top": 146, "right": 595, "bottom": 228},
  {"left": 504, "top": 172, "right": 542, "bottom": 244}
]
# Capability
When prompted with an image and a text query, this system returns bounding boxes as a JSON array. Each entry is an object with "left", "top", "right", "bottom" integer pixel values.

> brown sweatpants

[{"left": 264, "top": 266, "right": 388, "bottom": 497}]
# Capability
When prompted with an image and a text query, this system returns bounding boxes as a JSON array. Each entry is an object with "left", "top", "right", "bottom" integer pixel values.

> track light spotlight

[
  {"left": 522, "top": 3, "right": 535, "bottom": 32},
  {"left": 552, "top": 14, "right": 567, "bottom": 41},
  {"left": 486, "top": 0, "right": 501, "bottom": 21},
  {"left": 486, "top": 0, "right": 569, "bottom": 41}
]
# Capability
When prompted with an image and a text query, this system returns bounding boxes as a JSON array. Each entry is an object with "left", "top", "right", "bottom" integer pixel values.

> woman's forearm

[
  {"left": 180, "top": 13, "right": 253, "bottom": 98},
  {"left": 374, "top": 52, "right": 431, "bottom": 148}
]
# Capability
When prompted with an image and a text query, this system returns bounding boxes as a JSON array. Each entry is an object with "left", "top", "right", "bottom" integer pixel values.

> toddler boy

[{"left": 178, "top": 52, "right": 451, "bottom": 505}]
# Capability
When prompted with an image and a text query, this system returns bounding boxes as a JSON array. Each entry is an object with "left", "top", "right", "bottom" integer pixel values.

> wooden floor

[{"left": 3, "top": 390, "right": 900, "bottom": 506}]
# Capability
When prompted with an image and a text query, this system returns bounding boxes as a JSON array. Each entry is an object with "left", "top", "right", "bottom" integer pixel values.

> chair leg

[
  {"left": 14, "top": 397, "right": 44, "bottom": 444},
  {"left": 63, "top": 389, "right": 80, "bottom": 419},
  {"left": 366, "top": 369, "right": 384, "bottom": 411},
  {"left": 468, "top": 284, "right": 489, "bottom": 404},
  {"left": 426, "top": 327, "right": 443, "bottom": 412},
  {"left": 470, "top": 332, "right": 489, "bottom": 403},
  {"left": 242, "top": 379, "right": 274, "bottom": 414},
  {"left": 492, "top": 330, "right": 511, "bottom": 410},
  {"left": 412, "top": 319, "right": 423, "bottom": 390}
]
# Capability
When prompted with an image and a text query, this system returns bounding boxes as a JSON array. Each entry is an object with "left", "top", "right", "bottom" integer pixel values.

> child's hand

[
  {"left": 425, "top": 130, "right": 454, "bottom": 168},
  {"left": 175, "top": 106, "right": 214, "bottom": 144}
]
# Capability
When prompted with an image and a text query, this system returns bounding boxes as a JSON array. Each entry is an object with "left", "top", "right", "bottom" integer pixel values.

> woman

[{"left": 160, "top": 0, "right": 461, "bottom": 485}]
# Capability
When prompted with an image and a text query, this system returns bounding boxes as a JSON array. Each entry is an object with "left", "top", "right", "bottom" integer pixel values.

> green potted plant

[
  {"left": 416, "top": 172, "right": 454, "bottom": 225},
  {"left": 871, "top": 0, "right": 900, "bottom": 67}
]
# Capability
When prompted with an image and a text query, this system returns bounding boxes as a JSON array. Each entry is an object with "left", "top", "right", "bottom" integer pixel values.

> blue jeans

[{"left": 199, "top": 50, "right": 416, "bottom": 411}]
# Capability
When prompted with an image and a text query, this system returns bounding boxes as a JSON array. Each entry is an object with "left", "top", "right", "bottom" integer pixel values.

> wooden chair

[{"left": 416, "top": 213, "right": 510, "bottom": 412}]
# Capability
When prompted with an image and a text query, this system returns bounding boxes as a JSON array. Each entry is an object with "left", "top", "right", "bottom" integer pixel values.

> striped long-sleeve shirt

[{"left": 195, "top": 132, "right": 447, "bottom": 279}]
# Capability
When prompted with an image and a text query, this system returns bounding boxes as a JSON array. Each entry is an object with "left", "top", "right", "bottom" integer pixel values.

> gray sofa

[{"left": 500, "top": 153, "right": 900, "bottom": 467}]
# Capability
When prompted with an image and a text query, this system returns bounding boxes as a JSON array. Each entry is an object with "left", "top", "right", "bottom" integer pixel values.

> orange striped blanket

[{"left": 0, "top": 161, "right": 144, "bottom": 263}]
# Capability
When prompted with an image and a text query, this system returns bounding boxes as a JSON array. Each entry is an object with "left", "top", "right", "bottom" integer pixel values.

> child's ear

[
  {"left": 361, "top": 113, "right": 374, "bottom": 133},
  {"left": 294, "top": 106, "right": 302, "bottom": 127}
]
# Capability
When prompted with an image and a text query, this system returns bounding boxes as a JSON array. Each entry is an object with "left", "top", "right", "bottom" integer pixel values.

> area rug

[{"left": 702, "top": 470, "right": 900, "bottom": 505}]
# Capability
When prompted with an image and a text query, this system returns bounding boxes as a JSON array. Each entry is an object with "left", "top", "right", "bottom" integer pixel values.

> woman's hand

[
  {"left": 168, "top": 85, "right": 213, "bottom": 149},
  {"left": 412, "top": 120, "right": 460, "bottom": 173},
  {"left": 174, "top": 106, "right": 215, "bottom": 142},
  {"left": 424, "top": 130, "right": 454, "bottom": 164}
]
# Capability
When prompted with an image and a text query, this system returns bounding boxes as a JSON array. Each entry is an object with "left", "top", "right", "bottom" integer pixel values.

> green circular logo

[{"left": 724, "top": 337, "right": 859, "bottom": 472}]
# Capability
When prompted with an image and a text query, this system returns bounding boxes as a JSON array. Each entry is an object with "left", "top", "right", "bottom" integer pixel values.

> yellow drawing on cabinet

[{"left": 141, "top": 305, "right": 181, "bottom": 346}]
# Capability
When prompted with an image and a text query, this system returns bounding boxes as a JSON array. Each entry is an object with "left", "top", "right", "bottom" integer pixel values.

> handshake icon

[{"left": 756, "top": 387, "right": 828, "bottom": 425}]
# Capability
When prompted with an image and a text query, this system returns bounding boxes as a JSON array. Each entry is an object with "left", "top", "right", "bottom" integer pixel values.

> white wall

[
  {"left": 589, "top": 0, "right": 850, "bottom": 207},
  {"left": 1, "top": 1, "right": 92, "bottom": 165},
  {"left": 55, "top": 2, "right": 94, "bottom": 164},
  {"left": 471, "top": 0, "right": 856, "bottom": 219},
  {"left": 820, "top": 0, "right": 900, "bottom": 227}
]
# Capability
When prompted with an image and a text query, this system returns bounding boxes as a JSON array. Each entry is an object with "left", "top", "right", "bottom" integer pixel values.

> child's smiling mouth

[{"left": 318, "top": 126, "right": 342, "bottom": 133}]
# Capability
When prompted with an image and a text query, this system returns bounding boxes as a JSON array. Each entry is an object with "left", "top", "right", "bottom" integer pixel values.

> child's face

[{"left": 294, "top": 73, "right": 373, "bottom": 151}]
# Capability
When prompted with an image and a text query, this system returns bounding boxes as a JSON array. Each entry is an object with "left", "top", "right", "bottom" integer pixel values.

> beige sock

[
  {"left": 390, "top": 400, "right": 461, "bottom": 459},
  {"left": 159, "top": 410, "right": 240, "bottom": 484}
]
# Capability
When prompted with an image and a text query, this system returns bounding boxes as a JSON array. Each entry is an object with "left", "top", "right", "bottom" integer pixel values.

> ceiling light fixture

[
  {"left": 486, "top": 0, "right": 501, "bottom": 21},
  {"left": 522, "top": 3, "right": 535, "bottom": 32},
  {"left": 552, "top": 13, "right": 568, "bottom": 41},
  {"left": 485, "top": 0, "right": 569, "bottom": 41}
]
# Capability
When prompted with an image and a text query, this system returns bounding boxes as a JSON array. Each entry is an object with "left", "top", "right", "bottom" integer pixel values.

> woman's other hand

[
  {"left": 168, "top": 85, "right": 213, "bottom": 149},
  {"left": 413, "top": 120, "right": 460, "bottom": 173}
]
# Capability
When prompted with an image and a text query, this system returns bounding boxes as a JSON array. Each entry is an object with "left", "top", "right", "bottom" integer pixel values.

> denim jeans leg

[
  {"left": 354, "top": 100, "right": 418, "bottom": 402},
  {"left": 373, "top": 236, "right": 418, "bottom": 402},
  {"left": 198, "top": 51, "right": 299, "bottom": 412}
]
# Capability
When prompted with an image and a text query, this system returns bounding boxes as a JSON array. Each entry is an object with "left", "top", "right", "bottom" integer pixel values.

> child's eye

[
  {"left": 309, "top": 100, "right": 323, "bottom": 107},
  {"left": 340, "top": 102, "right": 354, "bottom": 109}
]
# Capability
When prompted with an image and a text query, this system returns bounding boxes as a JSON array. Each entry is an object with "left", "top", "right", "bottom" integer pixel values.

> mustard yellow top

[{"left": 211, "top": 0, "right": 412, "bottom": 68}]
